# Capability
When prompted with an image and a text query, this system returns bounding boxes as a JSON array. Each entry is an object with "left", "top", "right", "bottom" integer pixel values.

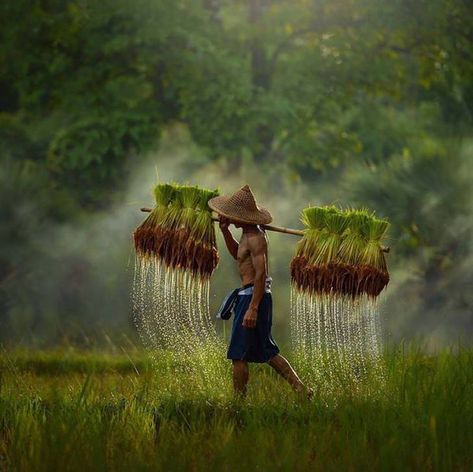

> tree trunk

[{"left": 203, "top": 0, "right": 222, "bottom": 26}]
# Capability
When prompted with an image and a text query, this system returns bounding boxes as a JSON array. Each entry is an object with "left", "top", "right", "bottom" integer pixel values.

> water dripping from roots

[
  {"left": 290, "top": 285, "right": 385, "bottom": 396},
  {"left": 131, "top": 257, "right": 228, "bottom": 393}
]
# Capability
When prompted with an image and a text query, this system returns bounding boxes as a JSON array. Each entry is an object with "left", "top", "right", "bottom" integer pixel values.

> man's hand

[
  {"left": 242, "top": 306, "right": 258, "bottom": 328},
  {"left": 219, "top": 216, "right": 231, "bottom": 232},
  {"left": 218, "top": 215, "right": 239, "bottom": 259}
]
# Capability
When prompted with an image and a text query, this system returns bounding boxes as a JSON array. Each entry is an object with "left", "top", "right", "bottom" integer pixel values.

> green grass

[{"left": 0, "top": 345, "right": 472, "bottom": 471}]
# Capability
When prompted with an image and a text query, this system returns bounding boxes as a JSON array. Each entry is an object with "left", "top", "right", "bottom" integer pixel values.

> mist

[{"left": 2, "top": 124, "right": 472, "bottom": 350}]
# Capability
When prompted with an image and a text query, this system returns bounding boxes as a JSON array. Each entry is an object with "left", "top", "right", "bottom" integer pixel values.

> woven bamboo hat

[{"left": 208, "top": 185, "right": 272, "bottom": 225}]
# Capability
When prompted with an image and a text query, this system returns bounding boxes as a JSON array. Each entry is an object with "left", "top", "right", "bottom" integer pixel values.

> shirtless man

[{"left": 217, "top": 214, "right": 311, "bottom": 397}]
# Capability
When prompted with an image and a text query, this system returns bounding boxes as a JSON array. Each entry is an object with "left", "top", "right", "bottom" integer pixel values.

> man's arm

[
  {"left": 218, "top": 216, "right": 238, "bottom": 259},
  {"left": 242, "top": 233, "right": 268, "bottom": 328}
]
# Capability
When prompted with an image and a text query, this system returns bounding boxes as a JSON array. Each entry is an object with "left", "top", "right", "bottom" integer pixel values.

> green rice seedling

[
  {"left": 191, "top": 188, "right": 219, "bottom": 242},
  {"left": 154, "top": 183, "right": 176, "bottom": 208},
  {"left": 300, "top": 206, "right": 329, "bottom": 232},
  {"left": 170, "top": 185, "right": 201, "bottom": 268},
  {"left": 333, "top": 209, "right": 372, "bottom": 296},
  {"left": 313, "top": 209, "right": 350, "bottom": 265},
  {"left": 179, "top": 185, "right": 201, "bottom": 227},
  {"left": 358, "top": 216, "right": 390, "bottom": 297},
  {"left": 160, "top": 184, "right": 185, "bottom": 230},
  {"left": 337, "top": 209, "right": 371, "bottom": 266},
  {"left": 291, "top": 206, "right": 330, "bottom": 294},
  {"left": 134, "top": 183, "right": 220, "bottom": 279},
  {"left": 291, "top": 206, "right": 348, "bottom": 294},
  {"left": 291, "top": 205, "right": 390, "bottom": 298},
  {"left": 148, "top": 183, "right": 186, "bottom": 267},
  {"left": 359, "top": 217, "right": 389, "bottom": 269},
  {"left": 133, "top": 183, "right": 176, "bottom": 258},
  {"left": 186, "top": 187, "right": 220, "bottom": 278},
  {"left": 313, "top": 210, "right": 351, "bottom": 293}
]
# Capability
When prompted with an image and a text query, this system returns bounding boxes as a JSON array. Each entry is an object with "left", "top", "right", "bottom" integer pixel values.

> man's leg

[
  {"left": 268, "top": 354, "right": 313, "bottom": 397},
  {"left": 232, "top": 360, "right": 249, "bottom": 396}
]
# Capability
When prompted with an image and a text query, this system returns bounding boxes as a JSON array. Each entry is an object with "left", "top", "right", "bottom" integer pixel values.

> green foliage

[
  {"left": 0, "top": 0, "right": 472, "bottom": 341},
  {"left": 344, "top": 136, "right": 473, "bottom": 334},
  {"left": 47, "top": 111, "right": 160, "bottom": 205},
  {"left": 2, "top": 0, "right": 471, "bottom": 190}
]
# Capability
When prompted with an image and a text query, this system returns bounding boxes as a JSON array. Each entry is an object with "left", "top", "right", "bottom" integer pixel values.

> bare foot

[{"left": 294, "top": 384, "right": 314, "bottom": 400}]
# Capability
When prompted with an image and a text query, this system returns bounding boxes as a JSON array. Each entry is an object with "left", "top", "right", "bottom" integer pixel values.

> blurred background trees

[{"left": 1, "top": 0, "right": 472, "bottom": 346}]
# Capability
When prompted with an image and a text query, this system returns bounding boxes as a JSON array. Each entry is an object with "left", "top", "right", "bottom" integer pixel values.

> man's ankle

[
  {"left": 234, "top": 389, "right": 247, "bottom": 399},
  {"left": 294, "top": 383, "right": 313, "bottom": 399}
]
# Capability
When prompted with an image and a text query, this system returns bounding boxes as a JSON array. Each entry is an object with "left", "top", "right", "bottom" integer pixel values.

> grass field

[{"left": 0, "top": 344, "right": 472, "bottom": 471}]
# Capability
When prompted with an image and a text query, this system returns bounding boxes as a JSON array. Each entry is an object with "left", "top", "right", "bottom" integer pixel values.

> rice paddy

[{"left": 1, "top": 345, "right": 472, "bottom": 471}]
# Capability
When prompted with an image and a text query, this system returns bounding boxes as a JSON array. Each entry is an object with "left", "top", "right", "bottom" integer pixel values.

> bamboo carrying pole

[{"left": 139, "top": 207, "right": 390, "bottom": 252}]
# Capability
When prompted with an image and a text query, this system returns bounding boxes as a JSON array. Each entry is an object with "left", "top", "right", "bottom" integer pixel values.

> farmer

[{"left": 208, "top": 185, "right": 312, "bottom": 397}]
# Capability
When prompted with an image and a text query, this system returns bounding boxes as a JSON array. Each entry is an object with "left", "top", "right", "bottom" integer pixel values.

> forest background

[{"left": 1, "top": 0, "right": 472, "bottom": 348}]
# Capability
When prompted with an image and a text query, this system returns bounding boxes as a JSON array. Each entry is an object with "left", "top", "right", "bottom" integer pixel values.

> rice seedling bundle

[
  {"left": 133, "top": 183, "right": 175, "bottom": 258},
  {"left": 357, "top": 215, "right": 390, "bottom": 297},
  {"left": 132, "top": 183, "right": 222, "bottom": 359},
  {"left": 291, "top": 207, "right": 327, "bottom": 289},
  {"left": 133, "top": 184, "right": 220, "bottom": 279},
  {"left": 290, "top": 205, "right": 390, "bottom": 298}
]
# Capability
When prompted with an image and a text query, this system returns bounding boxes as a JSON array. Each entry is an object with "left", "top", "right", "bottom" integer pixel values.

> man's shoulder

[
  {"left": 245, "top": 227, "right": 267, "bottom": 239},
  {"left": 246, "top": 229, "right": 267, "bottom": 251}
]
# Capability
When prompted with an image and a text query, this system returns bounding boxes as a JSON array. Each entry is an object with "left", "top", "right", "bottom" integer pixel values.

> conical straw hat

[{"left": 208, "top": 185, "right": 272, "bottom": 225}]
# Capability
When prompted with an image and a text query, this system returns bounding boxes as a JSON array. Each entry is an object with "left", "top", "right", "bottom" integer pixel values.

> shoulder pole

[{"left": 139, "top": 207, "right": 390, "bottom": 252}]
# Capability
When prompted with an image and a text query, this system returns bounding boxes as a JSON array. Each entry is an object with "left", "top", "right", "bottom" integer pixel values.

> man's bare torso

[{"left": 237, "top": 226, "right": 269, "bottom": 285}]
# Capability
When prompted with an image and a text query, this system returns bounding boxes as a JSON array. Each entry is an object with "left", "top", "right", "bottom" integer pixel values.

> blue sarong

[{"left": 221, "top": 277, "right": 280, "bottom": 363}]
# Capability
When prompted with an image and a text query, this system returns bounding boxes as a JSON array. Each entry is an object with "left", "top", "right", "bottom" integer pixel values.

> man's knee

[{"left": 268, "top": 353, "right": 282, "bottom": 367}]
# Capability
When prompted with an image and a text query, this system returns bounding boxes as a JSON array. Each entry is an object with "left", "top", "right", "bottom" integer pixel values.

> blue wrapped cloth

[
  {"left": 218, "top": 277, "right": 280, "bottom": 363},
  {"left": 216, "top": 288, "right": 240, "bottom": 320}
]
